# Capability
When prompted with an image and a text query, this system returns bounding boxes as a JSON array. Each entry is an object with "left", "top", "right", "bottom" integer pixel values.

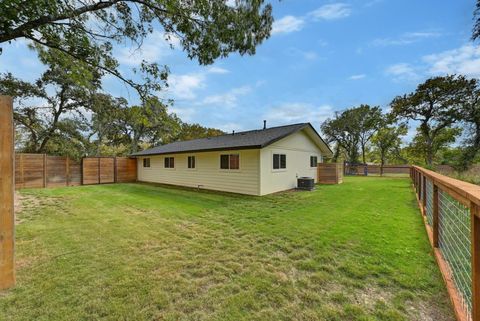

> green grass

[{"left": 1, "top": 177, "right": 454, "bottom": 321}]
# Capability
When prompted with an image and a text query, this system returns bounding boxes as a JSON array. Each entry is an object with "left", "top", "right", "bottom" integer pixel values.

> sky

[{"left": 1, "top": 0, "right": 479, "bottom": 136}]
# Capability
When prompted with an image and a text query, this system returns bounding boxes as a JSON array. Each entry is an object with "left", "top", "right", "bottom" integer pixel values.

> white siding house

[{"left": 134, "top": 123, "right": 332, "bottom": 196}]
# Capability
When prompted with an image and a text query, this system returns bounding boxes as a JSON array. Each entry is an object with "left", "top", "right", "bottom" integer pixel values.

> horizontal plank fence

[
  {"left": 317, "top": 163, "right": 343, "bottom": 184},
  {"left": 345, "top": 164, "right": 411, "bottom": 176},
  {"left": 15, "top": 154, "right": 137, "bottom": 189},
  {"left": 411, "top": 166, "right": 479, "bottom": 321}
]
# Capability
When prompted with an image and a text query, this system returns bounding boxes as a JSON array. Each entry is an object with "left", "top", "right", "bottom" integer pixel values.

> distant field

[
  {"left": 436, "top": 164, "right": 480, "bottom": 185},
  {"left": 1, "top": 177, "right": 454, "bottom": 321}
]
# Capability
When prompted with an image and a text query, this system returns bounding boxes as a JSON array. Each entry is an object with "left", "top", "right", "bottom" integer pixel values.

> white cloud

[
  {"left": 264, "top": 103, "right": 334, "bottom": 126},
  {"left": 214, "top": 122, "right": 244, "bottom": 133},
  {"left": 272, "top": 15, "right": 305, "bottom": 35},
  {"left": 168, "top": 73, "right": 206, "bottom": 100},
  {"left": 310, "top": 3, "right": 351, "bottom": 21},
  {"left": 385, "top": 63, "right": 419, "bottom": 81},
  {"left": 201, "top": 86, "right": 252, "bottom": 108},
  {"left": 385, "top": 43, "right": 480, "bottom": 83},
  {"left": 423, "top": 44, "right": 480, "bottom": 78},
  {"left": 170, "top": 106, "right": 196, "bottom": 122},
  {"left": 372, "top": 31, "right": 441, "bottom": 46},
  {"left": 166, "top": 66, "right": 230, "bottom": 100},
  {"left": 349, "top": 74, "right": 366, "bottom": 80},
  {"left": 207, "top": 66, "right": 230, "bottom": 74},
  {"left": 117, "top": 31, "right": 180, "bottom": 66}
]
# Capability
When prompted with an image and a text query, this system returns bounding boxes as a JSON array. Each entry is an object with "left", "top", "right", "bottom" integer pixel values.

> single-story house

[{"left": 132, "top": 122, "right": 333, "bottom": 196}]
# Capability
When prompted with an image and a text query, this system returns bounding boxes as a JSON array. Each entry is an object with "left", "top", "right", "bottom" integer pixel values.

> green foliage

[
  {"left": 0, "top": 48, "right": 99, "bottom": 157},
  {"left": 321, "top": 105, "right": 383, "bottom": 163},
  {"left": 3, "top": 178, "right": 454, "bottom": 320},
  {"left": 174, "top": 123, "right": 225, "bottom": 141},
  {"left": 0, "top": 0, "right": 273, "bottom": 97},
  {"left": 371, "top": 123, "right": 407, "bottom": 170},
  {"left": 0, "top": 50, "right": 224, "bottom": 158},
  {"left": 390, "top": 75, "right": 473, "bottom": 165}
]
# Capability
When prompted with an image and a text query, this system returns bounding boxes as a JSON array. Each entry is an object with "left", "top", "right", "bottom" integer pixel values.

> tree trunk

[
  {"left": 361, "top": 143, "right": 366, "bottom": 164},
  {"left": 380, "top": 152, "right": 385, "bottom": 177}
]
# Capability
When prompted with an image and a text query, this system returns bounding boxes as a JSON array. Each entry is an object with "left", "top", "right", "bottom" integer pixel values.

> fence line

[
  {"left": 411, "top": 166, "right": 480, "bottom": 321},
  {"left": 15, "top": 154, "right": 137, "bottom": 189},
  {"left": 344, "top": 163, "right": 410, "bottom": 176}
]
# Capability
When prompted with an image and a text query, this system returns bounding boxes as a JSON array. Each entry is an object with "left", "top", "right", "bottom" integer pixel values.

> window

[
  {"left": 164, "top": 157, "right": 174, "bottom": 168},
  {"left": 143, "top": 158, "right": 150, "bottom": 168},
  {"left": 188, "top": 156, "right": 196, "bottom": 169},
  {"left": 220, "top": 154, "right": 239, "bottom": 170},
  {"left": 273, "top": 153, "right": 286, "bottom": 169},
  {"left": 310, "top": 156, "right": 318, "bottom": 167}
]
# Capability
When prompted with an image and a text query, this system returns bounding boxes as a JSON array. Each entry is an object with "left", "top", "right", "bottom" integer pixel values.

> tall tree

[
  {"left": 390, "top": 75, "right": 473, "bottom": 166},
  {"left": 353, "top": 104, "right": 383, "bottom": 164},
  {"left": 371, "top": 123, "right": 407, "bottom": 175},
  {"left": 408, "top": 127, "right": 461, "bottom": 167},
  {"left": 321, "top": 109, "right": 361, "bottom": 163},
  {"left": 457, "top": 80, "right": 480, "bottom": 169},
  {"left": 0, "top": 0, "right": 273, "bottom": 97},
  {"left": 92, "top": 96, "right": 181, "bottom": 153},
  {"left": 473, "top": 0, "right": 480, "bottom": 40},
  {"left": 0, "top": 49, "right": 100, "bottom": 156},
  {"left": 174, "top": 123, "right": 224, "bottom": 141}
]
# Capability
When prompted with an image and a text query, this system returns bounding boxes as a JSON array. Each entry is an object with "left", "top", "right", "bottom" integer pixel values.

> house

[{"left": 132, "top": 122, "right": 333, "bottom": 196}]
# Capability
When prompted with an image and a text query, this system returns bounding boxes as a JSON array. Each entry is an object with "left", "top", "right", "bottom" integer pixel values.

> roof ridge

[{"left": 131, "top": 122, "right": 316, "bottom": 156}]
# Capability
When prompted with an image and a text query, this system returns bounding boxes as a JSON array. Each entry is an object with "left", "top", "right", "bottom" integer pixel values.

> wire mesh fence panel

[
  {"left": 438, "top": 189, "right": 472, "bottom": 317},
  {"left": 426, "top": 179, "right": 433, "bottom": 226}
]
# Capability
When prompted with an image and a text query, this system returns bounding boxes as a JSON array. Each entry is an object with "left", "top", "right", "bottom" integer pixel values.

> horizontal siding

[
  {"left": 137, "top": 149, "right": 260, "bottom": 195},
  {"left": 260, "top": 130, "right": 323, "bottom": 195}
]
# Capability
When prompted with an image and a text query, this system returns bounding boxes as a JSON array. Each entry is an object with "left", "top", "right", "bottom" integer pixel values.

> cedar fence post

[
  {"left": 0, "top": 96, "right": 15, "bottom": 290},
  {"left": 98, "top": 157, "right": 101, "bottom": 184},
  {"left": 472, "top": 202, "right": 480, "bottom": 321},
  {"left": 114, "top": 157, "right": 117, "bottom": 183},
  {"left": 66, "top": 157, "right": 70, "bottom": 187},
  {"left": 422, "top": 175, "right": 427, "bottom": 214},
  {"left": 43, "top": 153, "right": 47, "bottom": 188},
  {"left": 432, "top": 184, "right": 439, "bottom": 248}
]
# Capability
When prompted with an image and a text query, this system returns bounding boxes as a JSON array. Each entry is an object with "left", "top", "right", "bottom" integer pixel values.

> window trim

[
  {"left": 187, "top": 155, "right": 196, "bottom": 170},
  {"left": 143, "top": 158, "right": 151, "bottom": 168},
  {"left": 219, "top": 153, "right": 240, "bottom": 170},
  {"left": 272, "top": 153, "right": 287, "bottom": 171},
  {"left": 310, "top": 156, "right": 318, "bottom": 168},
  {"left": 164, "top": 156, "right": 175, "bottom": 169}
]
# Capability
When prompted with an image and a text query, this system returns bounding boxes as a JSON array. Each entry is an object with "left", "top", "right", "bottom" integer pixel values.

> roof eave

[{"left": 130, "top": 144, "right": 262, "bottom": 157}]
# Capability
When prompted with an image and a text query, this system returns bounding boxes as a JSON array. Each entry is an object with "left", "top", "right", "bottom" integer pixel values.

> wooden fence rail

[
  {"left": 411, "top": 166, "right": 480, "bottom": 321},
  {"left": 15, "top": 154, "right": 137, "bottom": 189},
  {"left": 345, "top": 164, "right": 411, "bottom": 176}
]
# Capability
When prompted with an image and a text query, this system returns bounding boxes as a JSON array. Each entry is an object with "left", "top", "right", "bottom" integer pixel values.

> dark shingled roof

[{"left": 132, "top": 122, "right": 332, "bottom": 156}]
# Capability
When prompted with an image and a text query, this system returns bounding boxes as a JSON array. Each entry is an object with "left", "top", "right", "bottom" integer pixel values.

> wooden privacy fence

[
  {"left": 411, "top": 166, "right": 479, "bottom": 321},
  {"left": 15, "top": 154, "right": 137, "bottom": 189},
  {"left": 82, "top": 157, "right": 137, "bottom": 185},
  {"left": 345, "top": 164, "right": 410, "bottom": 176},
  {"left": 317, "top": 163, "right": 343, "bottom": 184}
]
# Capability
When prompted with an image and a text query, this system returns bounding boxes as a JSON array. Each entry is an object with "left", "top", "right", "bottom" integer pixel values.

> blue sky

[{"left": 1, "top": 0, "right": 479, "bottom": 135}]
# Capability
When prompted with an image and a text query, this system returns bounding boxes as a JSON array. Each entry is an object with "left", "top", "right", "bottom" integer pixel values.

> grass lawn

[{"left": 0, "top": 177, "right": 454, "bottom": 321}]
